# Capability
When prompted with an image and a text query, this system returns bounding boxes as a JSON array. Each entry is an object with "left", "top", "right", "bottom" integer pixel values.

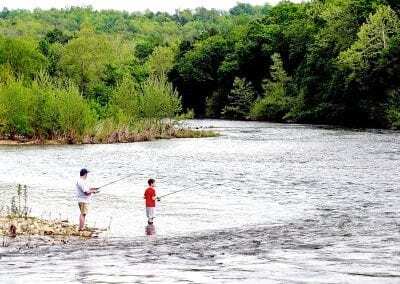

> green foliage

[
  {"left": 0, "top": 37, "right": 47, "bottom": 78},
  {"left": 170, "top": 35, "right": 233, "bottom": 115},
  {"left": 221, "top": 77, "right": 255, "bottom": 119},
  {"left": 0, "top": 78, "right": 95, "bottom": 140},
  {"left": 109, "top": 75, "right": 181, "bottom": 123},
  {"left": 335, "top": 5, "right": 400, "bottom": 126},
  {"left": 230, "top": 3, "right": 257, "bottom": 16},
  {"left": 146, "top": 44, "right": 178, "bottom": 77},
  {"left": 60, "top": 26, "right": 117, "bottom": 94},
  {"left": 56, "top": 84, "right": 96, "bottom": 138},
  {"left": 0, "top": 80, "right": 35, "bottom": 136},
  {"left": 0, "top": 1, "right": 400, "bottom": 132},
  {"left": 250, "top": 54, "right": 291, "bottom": 121},
  {"left": 140, "top": 76, "right": 182, "bottom": 118},
  {"left": 339, "top": 5, "right": 400, "bottom": 78}
]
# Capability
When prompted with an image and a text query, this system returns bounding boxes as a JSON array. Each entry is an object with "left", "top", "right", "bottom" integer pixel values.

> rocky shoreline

[{"left": 0, "top": 216, "right": 101, "bottom": 242}]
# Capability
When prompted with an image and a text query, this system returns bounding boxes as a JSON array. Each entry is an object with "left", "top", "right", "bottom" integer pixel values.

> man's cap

[{"left": 80, "top": 168, "right": 90, "bottom": 176}]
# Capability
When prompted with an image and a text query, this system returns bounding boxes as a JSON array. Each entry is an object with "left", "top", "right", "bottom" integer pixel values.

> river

[{"left": 0, "top": 120, "right": 399, "bottom": 283}]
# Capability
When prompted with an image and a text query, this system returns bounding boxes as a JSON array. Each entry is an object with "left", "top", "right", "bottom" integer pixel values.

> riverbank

[{"left": 0, "top": 125, "right": 218, "bottom": 145}]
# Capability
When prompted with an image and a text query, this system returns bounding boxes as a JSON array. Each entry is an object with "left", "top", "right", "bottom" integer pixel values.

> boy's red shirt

[{"left": 144, "top": 187, "right": 156, "bottom": 207}]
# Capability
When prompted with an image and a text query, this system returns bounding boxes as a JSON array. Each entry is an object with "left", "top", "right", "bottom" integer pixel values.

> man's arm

[
  {"left": 90, "top": 187, "right": 98, "bottom": 193},
  {"left": 83, "top": 183, "right": 98, "bottom": 195}
]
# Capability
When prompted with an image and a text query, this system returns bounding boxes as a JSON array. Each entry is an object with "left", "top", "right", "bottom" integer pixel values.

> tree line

[{"left": 0, "top": 0, "right": 399, "bottom": 139}]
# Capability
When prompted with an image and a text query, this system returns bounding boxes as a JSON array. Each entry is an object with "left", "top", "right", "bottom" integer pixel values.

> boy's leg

[{"left": 146, "top": 207, "right": 155, "bottom": 222}]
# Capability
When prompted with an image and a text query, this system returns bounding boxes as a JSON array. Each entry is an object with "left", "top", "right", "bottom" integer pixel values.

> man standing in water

[{"left": 76, "top": 169, "right": 98, "bottom": 231}]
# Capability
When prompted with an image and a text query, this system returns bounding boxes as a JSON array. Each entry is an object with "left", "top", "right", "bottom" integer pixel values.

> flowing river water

[{"left": 0, "top": 120, "right": 399, "bottom": 283}]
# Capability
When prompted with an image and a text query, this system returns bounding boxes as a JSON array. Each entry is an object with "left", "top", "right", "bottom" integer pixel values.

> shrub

[
  {"left": 0, "top": 80, "right": 34, "bottom": 137},
  {"left": 140, "top": 76, "right": 182, "bottom": 119},
  {"left": 56, "top": 83, "right": 96, "bottom": 138},
  {"left": 0, "top": 37, "right": 47, "bottom": 79},
  {"left": 0, "top": 78, "right": 96, "bottom": 140},
  {"left": 109, "top": 75, "right": 181, "bottom": 122},
  {"left": 250, "top": 92, "right": 290, "bottom": 121}
]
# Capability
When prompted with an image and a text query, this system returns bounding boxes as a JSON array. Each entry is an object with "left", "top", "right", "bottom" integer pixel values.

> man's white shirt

[{"left": 76, "top": 178, "right": 91, "bottom": 203}]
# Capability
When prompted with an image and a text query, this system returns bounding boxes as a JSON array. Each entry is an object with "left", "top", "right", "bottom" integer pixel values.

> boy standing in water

[{"left": 144, "top": 179, "right": 158, "bottom": 223}]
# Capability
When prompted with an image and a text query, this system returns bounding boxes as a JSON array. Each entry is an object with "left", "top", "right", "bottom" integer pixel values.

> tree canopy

[{"left": 0, "top": 0, "right": 399, "bottom": 132}]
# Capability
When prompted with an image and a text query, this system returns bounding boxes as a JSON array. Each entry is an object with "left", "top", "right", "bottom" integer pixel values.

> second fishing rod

[{"left": 95, "top": 173, "right": 210, "bottom": 200}]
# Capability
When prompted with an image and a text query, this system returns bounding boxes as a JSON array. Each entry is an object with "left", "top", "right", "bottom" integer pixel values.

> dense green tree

[
  {"left": 221, "top": 77, "right": 256, "bottom": 119},
  {"left": 250, "top": 53, "right": 292, "bottom": 121},
  {"left": 338, "top": 5, "right": 400, "bottom": 127},
  {"left": 0, "top": 37, "right": 47, "bottom": 79},
  {"left": 59, "top": 25, "right": 120, "bottom": 94},
  {"left": 0, "top": 1, "right": 400, "bottom": 133},
  {"left": 170, "top": 35, "right": 233, "bottom": 115},
  {"left": 230, "top": 3, "right": 257, "bottom": 16}
]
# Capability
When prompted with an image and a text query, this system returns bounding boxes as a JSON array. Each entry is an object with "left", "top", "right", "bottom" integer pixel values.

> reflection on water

[
  {"left": 1, "top": 120, "right": 400, "bottom": 283},
  {"left": 146, "top": 223, "right": 156, "bottom": 236}
]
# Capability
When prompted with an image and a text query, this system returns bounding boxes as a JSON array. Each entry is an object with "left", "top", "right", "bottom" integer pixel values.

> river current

[{"left": 0, "top": 120, "right": 399, "bottom": 283}]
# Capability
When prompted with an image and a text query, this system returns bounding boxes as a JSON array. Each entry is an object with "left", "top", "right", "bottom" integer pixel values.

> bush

[
  {"left": 249, "top": 90, "right": 291, "bottom": 121},
  {"left": 0, "top": 78, "right": 96, "bottom": 140},
  {"left": 108, "top": 76, "right": 142, "bottom": 123},
  {"left": 0, "top": 80, "right": 34, "bottom": 137},
  {"left": 0, "top": 37, "right": 47, "bottom": 79},
  {"left": 109, "top": 75, "right": 181, "bottom": 122},
  {"left": 56, "top": 83, "right": 96, "bottom": 138},
  {"left": 140, "top": 76, "right": 182, "bottom": 119}
]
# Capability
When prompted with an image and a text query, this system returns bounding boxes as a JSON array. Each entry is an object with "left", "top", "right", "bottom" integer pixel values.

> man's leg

[
  {"left": 78, "top": 203, "right": 88, "bottom": 230},
  {"left": 79, "top": 214, "right": 86, "bottom": 230}
]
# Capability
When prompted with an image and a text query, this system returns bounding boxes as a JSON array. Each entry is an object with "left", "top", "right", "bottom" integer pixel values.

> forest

[{"left": 0, "top": 0, "right": 400, "bottom": 142}]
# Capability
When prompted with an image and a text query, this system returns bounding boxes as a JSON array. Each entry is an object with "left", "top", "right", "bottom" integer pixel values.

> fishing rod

[
  {"left": 158, "top": 188, "right": 188, "bottom": 199},
  {"left": 158, "top": 184, "right": 207, "bottom": 200},
  {"left": 96, "top": 172, "right": 136, "bottom": 191}
]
